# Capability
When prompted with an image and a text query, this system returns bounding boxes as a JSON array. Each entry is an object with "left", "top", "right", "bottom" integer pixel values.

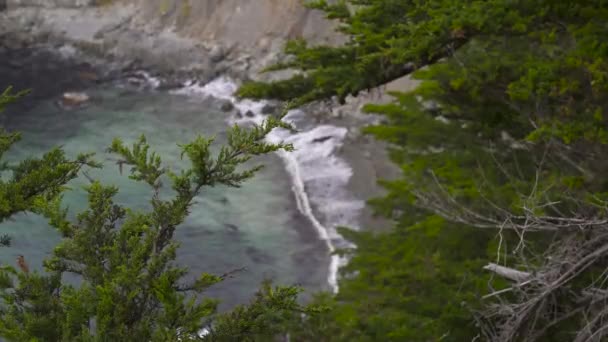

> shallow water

[{"left": 0, "top": 85, "right": 330, "bottom": 309}]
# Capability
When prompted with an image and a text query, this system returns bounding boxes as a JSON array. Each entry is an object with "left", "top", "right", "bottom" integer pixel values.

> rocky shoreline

[
  {"left": 0, "top": 3, "right": 305, "bottom": 88},
  {"left": 0, "top": 2, "right": 401, "bottom": 234}
]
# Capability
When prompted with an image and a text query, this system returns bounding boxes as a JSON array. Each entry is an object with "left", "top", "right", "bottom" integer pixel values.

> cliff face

[
  {"left": 6, "top": 0, "right": 341, "bottom": 49},
  {"left": 129, "top": 0, "right": 342, "bottom": 49},
  {"left": 1, "top": 0, "right": 342, "bottom": 80}
]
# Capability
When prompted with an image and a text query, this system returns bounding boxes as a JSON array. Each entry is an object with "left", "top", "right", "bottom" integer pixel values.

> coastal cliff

[{"left": 1, "top": 0, "right": 342, "bottom": 81}]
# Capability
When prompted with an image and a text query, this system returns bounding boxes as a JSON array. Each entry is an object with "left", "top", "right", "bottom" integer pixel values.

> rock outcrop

[
  {"left": 1, "top": 0, "right": 343, "bottom": 81},
  {"left": 129, "top": 0, "right": 343, "bottom": 49}
]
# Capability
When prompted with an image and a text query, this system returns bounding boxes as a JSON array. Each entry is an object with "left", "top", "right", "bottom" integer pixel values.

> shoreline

[{"left": 170, "top": 77, "right": 397, "bottom": 292}]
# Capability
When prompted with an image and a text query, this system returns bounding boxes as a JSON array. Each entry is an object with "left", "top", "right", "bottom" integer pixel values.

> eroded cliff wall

[
  {"left": 129, "top": 0, "right": 342, "bottom": 49},
  {"left": 2, "top": 0, "right": 342, "bottom": 79}
]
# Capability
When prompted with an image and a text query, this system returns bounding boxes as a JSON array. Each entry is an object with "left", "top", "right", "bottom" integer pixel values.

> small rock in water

[
  {"left": 78, "top": 71, "right": 99, "bottom": 82},
  {"left": 127, "top": 77, "right": 144, "bottom": 86},
  {"left": 261, "top": 103, "right": 278, "bottom": 115},
  {"left": 235, "top": 111, "right": 243, "bottom": 119},
  {"left": 224, "top": 223, "right": 239, "bottom": 232},
  {"left": 58, "top": 92, "right": 90, "bottom": 109},
  {"left": 219, "top": 100, "right": 234, "bottom": 112},
  {"left": 157, "top": 76, "right": 183, "bottom": 91},
  {"left": 312, "top": 136, "right": 333, "bottom": 144},
  {"left": 245, "top": 110, "right": 255, "bottom": 118},
  {"left": 209, "top": 45, "right": 225, "bottom": 63},
  {"left": 246, "top": 246, "right": 274, "bottom": 264}
]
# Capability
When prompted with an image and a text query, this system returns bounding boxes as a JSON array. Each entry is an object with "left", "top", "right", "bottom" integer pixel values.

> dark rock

[
  {"left": 246, "top": 246, "right": 274, "bottom": 264},
  {"left": 219, "top": 100, "right": 234, "bottom": 112},
  {"left": 58, "top": 92, "right": 90, "bottom": 109},
  {"left": 0, "top": 0, "right": 6, "bottom": 11},
  {"left": 127, "top": 77, "right": 144, "bottom": 86},
  {"left": 245, "top": 110, "right": 255, "bottom": 118},
  {"left": 224, "top": 223, "right": 239, "bottom": 232},
  {"left": 121, "top": 58, "right": 143, "bottom": 73},
  {"left": 78, "top": 71, "right": 99, "bottom": 82},
  {"left": 157, "top": 79, "right": 183, "bottom": 91},
  {"left": 209, "top": 45, "right": 225, "bottom": 63},
  {"left": 7, "top": 59, "right": 24, "bottom": 69},
  {"left": 261, "top": 103, "right": 279, "bottom": 115},
  {"left": 312, "top": 136, "right": 332, "bottom": 144},
  {"left": 235, "top": 111, "right": 243, "bottom": 119}
]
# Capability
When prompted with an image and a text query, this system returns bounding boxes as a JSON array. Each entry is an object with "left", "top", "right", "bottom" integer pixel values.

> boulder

[
  {"left": 224, "top": 223, "right": 239, "bottom": 232},
  {"left": 78, "top": 71, "right": 99, "bottom": 82},
  {"left": 208, "top": 44, "right": 225, "bottom": 63},
  {"left": 312, "top": 136, "right": 333, "bottom": 144},
  {"left": 261, "top": 103, "right": 279, "bottom": 115},
  {"left": 59, "top": 92, "right": 90, "bottom": 109},
  {"left": 245, "top": 110, "right": 255, "bottom": 118},
  {"left": 219, "top": 100, "right": 234, "bottom": 112}
]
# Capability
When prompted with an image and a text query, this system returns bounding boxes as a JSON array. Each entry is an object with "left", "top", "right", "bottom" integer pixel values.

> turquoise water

[{"left": 0, "top": 85, "right": 330, "bottom": 309}]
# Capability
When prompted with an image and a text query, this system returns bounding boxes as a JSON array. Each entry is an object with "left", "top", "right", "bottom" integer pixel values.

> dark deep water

[{"left": 0, "top": 46, "right": 330, "bottom": 310}]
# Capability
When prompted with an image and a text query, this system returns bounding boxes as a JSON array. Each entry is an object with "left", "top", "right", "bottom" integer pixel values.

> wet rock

[
  {"left": 331, "top": 108, "right": 344, "bottom": 118},
  {"left": 156, "top": 79, "right": 182, "bottom": 91},
  {"left": 219, "top": 100, "right": 234, "bottom": 112},
  {"left": 312, "top": 136, "right": 332, "bottom": 144},
  {"left": 261, "top": 103, "right": 279, "bottom": 115},
  {"left": 127, "top": 77, "right": 145, "bottom": 86},
  {"left": 235, "top": 111, "right": 243, "bottom": 119},
  {"left": 78, "top": 71, "right": 99, "bottom": 82},
  {"left": 208, "top": 44, "right": 225, "bottom": 63},
  {"left": 58, "top": 92, "right": 90, "bottom": 109},
  {"left": 245, "top": 110, "right": 255, "bottom": 118},
  {"left": 224, "top": 223, "right": 239, "bottom": 232},
  {"left": 246, "top": 246, "right": 274, "bottom": 264}
]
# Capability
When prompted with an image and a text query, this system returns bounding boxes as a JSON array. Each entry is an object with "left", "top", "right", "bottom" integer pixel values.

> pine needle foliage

[
  {"left": 241, "top": 1, "right": 608, "bottom": 340},
  {"left": 0, "top": 107, "right": 316, "bottom": 341}
]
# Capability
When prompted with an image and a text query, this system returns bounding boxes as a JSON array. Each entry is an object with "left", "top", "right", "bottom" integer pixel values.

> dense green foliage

[
  {"left": 0, "top": 88, "right": 96, "bottom": 247},
  {"left": 242, "top": 0, "right": 608, "bottom": 340},
  {"left": 0, "top": 97, "right": 317, "bottom": 341}
]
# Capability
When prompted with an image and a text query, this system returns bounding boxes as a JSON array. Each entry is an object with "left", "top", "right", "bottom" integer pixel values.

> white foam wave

[
  {"left": 135, "top": 71, "right": 161, "bottom": 89},
  {"left": 173, "top": 77, "right": 364, "bottom": 293},
  {"left": 120, "top": 71, "right": 162, "bottom": 90}
]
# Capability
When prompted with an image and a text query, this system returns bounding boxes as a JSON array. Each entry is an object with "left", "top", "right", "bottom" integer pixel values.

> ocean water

[
  {"left": 0, "top": 66, "right": 365, "bottom": 310},
  {"left": 0, "top": 82, "right": 335, "bottom": 309}
]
